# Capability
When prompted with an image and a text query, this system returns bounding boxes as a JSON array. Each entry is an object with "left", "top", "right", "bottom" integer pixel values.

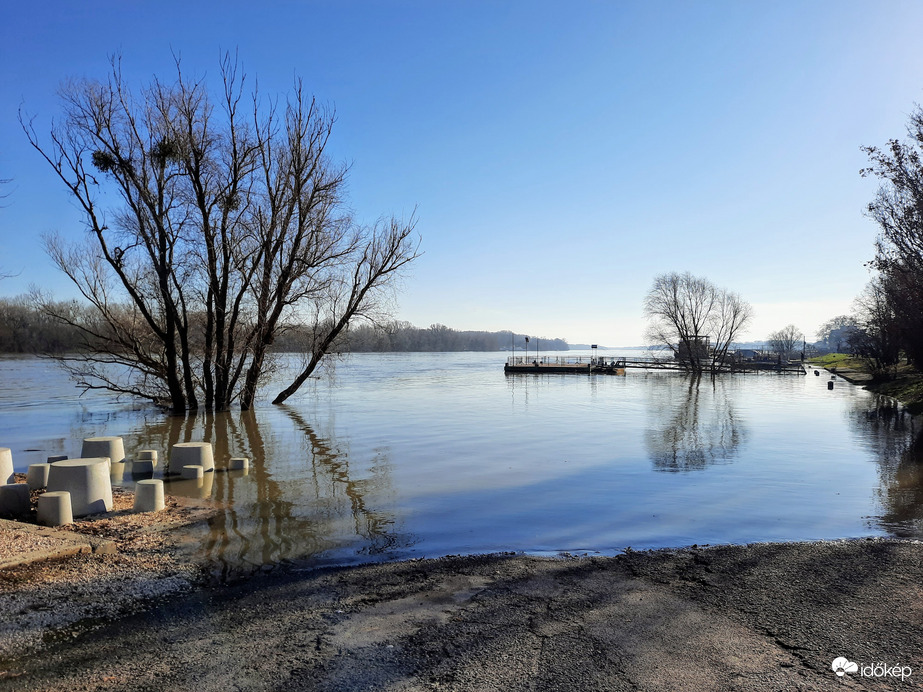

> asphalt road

[{"left": 1, "top": 539, "right": 921, "bottom": 691}]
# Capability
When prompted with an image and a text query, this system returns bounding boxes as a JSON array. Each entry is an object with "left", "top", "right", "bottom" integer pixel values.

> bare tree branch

[
  {"left": 22, "top": 53, "right": 421, "bottom": 412},
  {"left": 643, "top": 272, "right": 751, "bottom": 373}
]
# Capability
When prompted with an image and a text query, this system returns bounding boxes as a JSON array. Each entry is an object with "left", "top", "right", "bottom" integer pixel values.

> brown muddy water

[{"left": 1, "top": 350, "right": 921, "bottom": 580}]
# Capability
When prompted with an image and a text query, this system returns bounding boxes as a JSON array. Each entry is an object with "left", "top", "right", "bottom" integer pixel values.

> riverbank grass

[{"left": 809, "top": 353, "right": 923, "bottom": 414}]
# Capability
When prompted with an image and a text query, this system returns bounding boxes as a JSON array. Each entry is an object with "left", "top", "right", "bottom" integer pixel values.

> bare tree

[
  {"left": 817, "top": 315, "right": 858, "bottom": 352},
  {"left": 767, "top": 324, "right": 803, "bottom": 361},
  {"left": 271, "top": 216, "right": 420, "bottom": 405},
  {"left": 0, "top": 164, "right": 11, "bottom": 277},
  {"left": 862, "top": 104, "right": 923, "bottom": 367},
  {"left": 22, "top": 54, "right": 420, "bottom": 413},
  {"left": 643, "top": 272, "right": 752, "bottom": 373},
  {"left": 850, "top": 278, "right": 901, "bottom": 373}
]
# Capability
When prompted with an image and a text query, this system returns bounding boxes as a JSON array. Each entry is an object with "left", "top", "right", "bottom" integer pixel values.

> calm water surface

[{"left": 2, "top": 351, "right": 922, "bottom": 578}]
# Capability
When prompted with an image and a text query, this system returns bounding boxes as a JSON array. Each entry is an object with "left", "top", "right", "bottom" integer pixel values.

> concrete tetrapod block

[
  {"left": 26, "top": 463, "right": 51, "bottom": 490},
  {"left": 47, "top": 455, "right": 68, "bottom": 463},
  {"left": 47, "top": 458, "right": 113, "bottom": 518},
  {"left": 133, "top": 479, "right": 165, "bottom": 513},
  {"left": 181, "top": 464, "right": 204, "bottom": 480},
  {"left": 0, "top": 448, "right": 13, "bottom": 485},
  {"left": 0, "top": 483, "right": 30, "bottom": 517},
  {"left": 136, "top": 449, "right": 158, "bottom": 465},
  {"left": 37, "top": 491, "right": 73, "bottom": 526},
  {"left": 229, "top": 457, "right": 249, "bottom": 471},
  {"left": 170, "top": 442, "right": 214, "bottom": 474},
  {"left": 130, "top": 458, "right": 155, "bottom": 476},
  {"left": 81, "top": 437, "right": 126, "bottom": 465}
]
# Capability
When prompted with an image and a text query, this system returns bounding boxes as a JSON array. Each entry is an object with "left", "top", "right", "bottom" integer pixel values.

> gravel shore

[
  {"left": 1, "top": 537, "right": 921, "bottom": 691},
  {"left": 0, "top": 481, "right": 215, "bottom": 662}
]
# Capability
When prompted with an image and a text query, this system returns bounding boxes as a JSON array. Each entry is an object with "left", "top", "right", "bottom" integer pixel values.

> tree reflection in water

[
  {"left": 644, "top": 374, "right": 747, "bottom": 472},
  {"left": 135, "top": 408, "right": 406, "bottom": 580},
  {"left": 850, "top": 396, "right": 923, "bottom": 536}
]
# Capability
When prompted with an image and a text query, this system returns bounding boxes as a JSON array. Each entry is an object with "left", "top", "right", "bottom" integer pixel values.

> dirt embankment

[{"left": 1, "top": 538, "right": 921, "bottom": 691}]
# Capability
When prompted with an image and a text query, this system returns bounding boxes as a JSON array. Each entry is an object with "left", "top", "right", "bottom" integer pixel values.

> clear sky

[{"left": 2, "top": 1, "right": 923, "bottom": 346}]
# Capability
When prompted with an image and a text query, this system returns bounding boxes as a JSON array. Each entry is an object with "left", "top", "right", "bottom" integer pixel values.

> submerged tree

[
  {"left": 643, "top": 271, "right": 752, "bottom": 373},
  {"left": 767, "top": 324, "right": 804, "bottom": 361},
  {"left": 22, "top": 54, "right": 420, "bottom": 413}
]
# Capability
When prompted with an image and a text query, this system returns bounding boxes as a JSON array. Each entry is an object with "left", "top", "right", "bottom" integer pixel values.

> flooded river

[{"left": 1, "top": 351, "right": 921, "bottom": 577}]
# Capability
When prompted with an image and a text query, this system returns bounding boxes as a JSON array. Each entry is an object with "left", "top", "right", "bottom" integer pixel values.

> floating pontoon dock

[{"left": 504, "top": 355, "right": 806, "bottom": 375}]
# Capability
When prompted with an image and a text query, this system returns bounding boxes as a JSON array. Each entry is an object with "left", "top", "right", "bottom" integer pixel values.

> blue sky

[{"left": 2, "top": 1, "right": 923, "bottom": 345}]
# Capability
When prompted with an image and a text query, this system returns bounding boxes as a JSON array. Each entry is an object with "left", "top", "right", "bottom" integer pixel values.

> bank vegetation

[{"left": 806, "top": 102, "right": 923, "bottom": 413}]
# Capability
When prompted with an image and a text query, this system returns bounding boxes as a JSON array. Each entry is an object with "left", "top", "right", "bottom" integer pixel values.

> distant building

[{"left": 677, "top": 335, "right": 710, "bottom": 363}]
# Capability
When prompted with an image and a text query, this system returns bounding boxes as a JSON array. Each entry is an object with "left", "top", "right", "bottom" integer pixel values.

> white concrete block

[
  {"left": 109, "top": 461, "right": 126, "bottom": 481},
  {"left": 0, "top": 448, "right": 13, "bottom": 485},
  {"left": 170, "top": 442, "right": 214, "bottom": 474},
  {"left": 229, "top": 457, "right": 249, "bottom": 470},
  {"left": 133, "top": 479, "right": 165, "bottom": 512},
  {"left": 37, "top": 491, "right": 73, "bottom": 526},
  {"left": 47, "top": 458, "right": 113, "bottom": 517},
  {"left": 26, "top": 463, "right": 51, "bottom": 490},
  {"left": 181, "top": 464, "right": 204, "bottom": 480},
  {"left": 81, "top": 437, "right": 125, "bottom": 464},
  {"left": 130, "top": 458, "right": 155, "bottom": 476},
  {"left": 0, "top": 483, "right": 30, "bottom": 517},
  {"left": 136, "top": 449, "right": 158, "bottom": 465}
]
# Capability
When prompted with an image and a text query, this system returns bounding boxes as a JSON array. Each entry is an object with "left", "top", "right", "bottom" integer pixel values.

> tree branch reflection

[
  {"left": 850, "top": 396, "right": 923, "bottom": 535},
  {"left": 644, "top": 374, "right": 747, "bottom": 472},
  {"left": 135, "top": 407, "right": 404, "bottom": 580}
]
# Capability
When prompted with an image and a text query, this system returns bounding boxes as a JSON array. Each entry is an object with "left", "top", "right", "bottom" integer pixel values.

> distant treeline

[
  {"left": 0, "top": 296, "right": 88, "bottom": 353},
  {"left": 0, "top": 298, "right": 569, "bottom": 354},
  {"left": 280, "top": 321, "right": 569, "bottom": 353}
]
